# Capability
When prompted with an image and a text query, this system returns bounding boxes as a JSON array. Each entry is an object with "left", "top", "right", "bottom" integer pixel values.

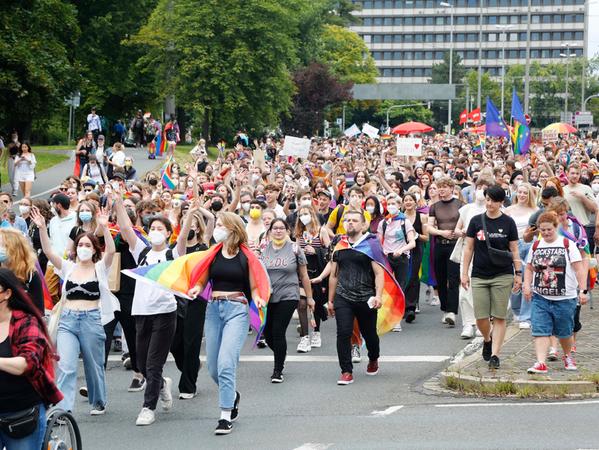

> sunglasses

[
  {"left": 59, "top": 188, "right": 67, "bottom": 192},
  {"left": 84, "top": 188, "right": 93, "bottom": 193}
]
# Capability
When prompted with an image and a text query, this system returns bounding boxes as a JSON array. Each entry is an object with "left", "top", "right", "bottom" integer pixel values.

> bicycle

[{"left": 42, "top": 407, "right": 82, "bottom": 450}]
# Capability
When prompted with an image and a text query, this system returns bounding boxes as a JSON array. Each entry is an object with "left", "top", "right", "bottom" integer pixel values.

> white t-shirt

[
  {"left": 111, "top": 150, "right": 126, "bottom": 167},
  {"left": 525, "top": 238, "right": 582, "bottom": 300},
  {"left": 130, "top": 237, "right": 177, "bottom": 315}
]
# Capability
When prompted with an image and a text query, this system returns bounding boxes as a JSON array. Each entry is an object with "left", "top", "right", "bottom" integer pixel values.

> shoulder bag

[{"left": 481, "top": 214, "right": 514, "bottom": 267}]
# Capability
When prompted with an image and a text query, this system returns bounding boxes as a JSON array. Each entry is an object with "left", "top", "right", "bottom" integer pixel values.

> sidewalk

[{"left": 440, "top": 299, "right": 599, "bottom": 397}]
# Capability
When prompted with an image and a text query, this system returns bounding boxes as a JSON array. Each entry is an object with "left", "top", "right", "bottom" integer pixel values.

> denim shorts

[{"left": 530, "top": 293, "right": 577, "bottom": 339}]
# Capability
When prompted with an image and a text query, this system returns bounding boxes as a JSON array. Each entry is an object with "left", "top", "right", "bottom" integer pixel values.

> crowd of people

[{"left": 0, "top": 125, "right": 598, "bottom": 446}]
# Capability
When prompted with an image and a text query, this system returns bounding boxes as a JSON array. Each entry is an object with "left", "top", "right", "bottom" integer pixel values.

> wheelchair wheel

[{"left": 43, "top": 407, "right": 82, "bottom": 450}]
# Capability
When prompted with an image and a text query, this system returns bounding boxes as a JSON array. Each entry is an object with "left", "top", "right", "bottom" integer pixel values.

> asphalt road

[{"left": 70, "top": 294, "right": 599, "bottom": 450}]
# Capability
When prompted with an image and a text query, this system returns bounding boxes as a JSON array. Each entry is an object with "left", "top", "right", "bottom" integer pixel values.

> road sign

[
  {"left": 336, "top": 118, "right": 343, "bottom": 126},
  {"left": 525, "top": 113, "right": 531, "bottom": 125},
  {"left": 560, "top": 111, "right": 574, "bottom": 125},
  {"left": 574, "top": 111, "right": 593, "bottom": 126}
]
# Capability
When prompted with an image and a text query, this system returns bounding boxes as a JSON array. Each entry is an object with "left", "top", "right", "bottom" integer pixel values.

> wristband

[
  {"left": 515, "top": 270, "right": 522, "bottom": 275},
  {"left": 582, "top": 289, "right": 589, "bottom": 294}
]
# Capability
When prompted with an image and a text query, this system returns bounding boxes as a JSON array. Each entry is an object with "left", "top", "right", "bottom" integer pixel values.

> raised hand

[
  {"left": 30, "top": 207, "right": 46, "bottom": 230},
  {"left": 96, "top": 207, "right": 110, "bottom": 227}
]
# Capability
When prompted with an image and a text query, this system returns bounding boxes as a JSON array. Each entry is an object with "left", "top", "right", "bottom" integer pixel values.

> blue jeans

[
  {"left": 56, "top": 308, "right": 107, "bottom": 412},
  {"left": 204, "top": 300, "right": 249, "bottom": 410},
  {"left": 0, "top": 403, "right": 46, "bottom": 450},
  {"left": 510, "top": 240, "right": 532, "bottom": 322},
  {"left": 530, "top": 293, "right": 577, "bottom": 339}
]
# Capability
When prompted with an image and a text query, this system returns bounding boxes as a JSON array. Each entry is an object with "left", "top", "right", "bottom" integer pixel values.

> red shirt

[{"left": 9, "top": 310, "right": 63, "bottom": 406}]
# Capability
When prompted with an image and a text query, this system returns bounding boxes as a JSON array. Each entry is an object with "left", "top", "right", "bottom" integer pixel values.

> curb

[{"left": 435, "top": 324, "right": 599, "bottom": 397}]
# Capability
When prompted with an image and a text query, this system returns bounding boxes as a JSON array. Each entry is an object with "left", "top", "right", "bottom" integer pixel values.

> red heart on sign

[{"left": 414, "top": 143, "right": 420, "bottom": 149}]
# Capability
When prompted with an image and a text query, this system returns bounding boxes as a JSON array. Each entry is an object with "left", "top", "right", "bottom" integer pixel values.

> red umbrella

[{"left": 391, "top": 121, "right": 434, "bottom": 135}]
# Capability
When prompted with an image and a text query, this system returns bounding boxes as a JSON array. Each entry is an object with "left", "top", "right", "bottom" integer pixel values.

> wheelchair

[{"left": 42, "top": 407, "right": 81, "bottom": 450}]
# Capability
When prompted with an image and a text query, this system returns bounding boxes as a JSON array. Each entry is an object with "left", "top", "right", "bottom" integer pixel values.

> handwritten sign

[
  {"left": 396, "top": 137, "right": 423, "bottom": 156},
  {"left": 280, "top": 136, "right": 311, "bottom": 159}
]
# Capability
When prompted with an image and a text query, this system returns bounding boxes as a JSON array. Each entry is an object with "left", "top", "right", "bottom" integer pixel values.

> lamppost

[
  {"left": 496, "top": 24, "right": 514, "bottom": 118},
  {"left": 441, "top": 1, "right": 454, "bottom": 134},
  {"left": 560, "top": 43, "right": 576, "bottom": 118}
]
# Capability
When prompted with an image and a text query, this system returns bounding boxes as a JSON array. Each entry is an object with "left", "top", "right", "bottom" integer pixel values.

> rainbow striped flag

[
  {"left": 336, "top": 147, "right": 348, "bottom": 158},
  {"left": 36, "top": 261, "right": 54, "bottom": 310},
  {"left": 122, "top": 243, "right": 270, "bottom": 340},
  {"left": 473, "top": 135, "right": 485, "bottom": 153},
  {"left": 108, "top": 223, "right": 149, "bottom": 247},
  {"left": 161, "top": 155, "right": 176, "bottom": 190},
  {"left": 333, "top": 234, "right": 404, "bottom": 334}
]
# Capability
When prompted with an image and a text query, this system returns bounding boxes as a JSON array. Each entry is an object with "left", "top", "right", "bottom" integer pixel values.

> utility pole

[
  {"left": 524, "top": 0, "right": 531, "bottom": 113},
  {"left": 441, "top": 2, "right": 454, "bottom": 134},
  {"left": 477, "top": 0, "right": 483, "bottom": 109}
]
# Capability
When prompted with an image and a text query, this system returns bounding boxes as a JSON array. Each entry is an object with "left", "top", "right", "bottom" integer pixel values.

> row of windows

[
  {"left": 378, "top": 66, "right": 509, "bottom": 77},
  {"left": 372, "top": 47, "right": 583, "bottom": 60},
  {"left": 365, "top": 30, "right": 584, "bottom": 43},
  {"left": 360, "top": 13, "right": 584, "bottom": 26},
  {"left": 358, "top": 0, "right": 584, "bottom": 9}
]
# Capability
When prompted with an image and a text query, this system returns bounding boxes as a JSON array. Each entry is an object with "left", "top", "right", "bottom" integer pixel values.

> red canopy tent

[{"left": 391, "top": 121, "right": 434, "bottom": 135}]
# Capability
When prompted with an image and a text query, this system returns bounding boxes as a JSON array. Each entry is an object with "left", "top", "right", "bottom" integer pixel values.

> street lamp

[
  {"left": 496, "top": 24, "right": 514, "bottom": 118},
  {"left": 583, "top": 93, "right": 599, "bottom": 112},
  {"left": 560, "top": 44, "right": 576, "bottom": 118},
  {"left": 440, "top": 2, "right": 454, "bottom": 134}
]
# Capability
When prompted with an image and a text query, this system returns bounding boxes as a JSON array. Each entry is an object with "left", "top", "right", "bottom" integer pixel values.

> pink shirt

[{"left": 377, "top": 216, "right": 414, "bottom": 255}]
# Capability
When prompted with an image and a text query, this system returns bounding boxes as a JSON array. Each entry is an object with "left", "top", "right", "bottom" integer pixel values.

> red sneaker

[
  {"left": 366, "top": 360, "right": 379, "bottom": 376},
  {"left": 571, "top": 345, "right": 577, "bottom": 354},
  {"left": 527, "top": 362, "right": 548, "bottom": 374},
  {"left": 337, "top": 372, "right": 354, "bottom": 385}
]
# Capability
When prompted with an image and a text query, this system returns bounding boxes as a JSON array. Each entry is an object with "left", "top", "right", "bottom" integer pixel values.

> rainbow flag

[
  {"left": 122, "top": 243, "right": 270, "bottom": 340},
  {"left": 36, "top": 261, "right": 54, "bottom": 310},
  {"left": 473, "top": 135, "right": 485, "bottom": 153},
  {"left": 510, "top": 89, "right": 530, "bottom": 155},
  {"left": 333, "top": 234, "right": 404, "bottom": 334},
  {"left": 161, "top": 155, "right": 176, "bottom": 190},
  {"left": 336, "top": 147, "right": 348, "bottom": 158},
  {"left": 108, "top": 223, "right": 149, "bottom": 247}
]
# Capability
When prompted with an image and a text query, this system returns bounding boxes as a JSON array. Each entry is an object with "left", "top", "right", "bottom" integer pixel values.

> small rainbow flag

[
  {"left": 336, "top": 147, "right": 348, "bottom": 158},
  {"left": 473, "top": 135, "right": 485, "bottom": 153},
  {"left": 36, "top": 261, "right": 54, "bottom": 311},
  {"left": 161, "top": 155, "right": 176, "bottom": 190},
  {"left": 122, "top": 243, "right": 271, "bottom": 340},
  {"left": 333, "top": 234, "right": 404, "bottom": 334}
]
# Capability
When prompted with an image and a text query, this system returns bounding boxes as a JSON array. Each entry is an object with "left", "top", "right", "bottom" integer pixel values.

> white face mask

[
  {"left": 148, "top": 230, "right": 166, "bottom": 246},
  {"left": 19, "top": 205, "right": 30, "bottom": 215},
  {"left": 299, "top": 214, "right": 312, "bottom": 226},
  {"left": 387, "top": 205, "right": 399, "bottom": 216},
  {"left": 592, "top": 184, "right": 599, "bottom": 194},
  {"left": 300, "top": 199, "right": 312, "bottom": 208},
  {"left": 213, "top": 227, "right": 230, "bottom": 243},
  {"left": 475, "top": 189, "right": 486, "bottom": 202},
  {"left": 241, "top": 202, "right": 251, "bottom": 212},
  {"left": 365, "top": 205, "right": 375, "bottom": 215},
  {"left": 433, "top": 171, "right": 443, "bottom": 180},
  {"left": 77, "top": 247, "right": 93, "bottom": 261}
]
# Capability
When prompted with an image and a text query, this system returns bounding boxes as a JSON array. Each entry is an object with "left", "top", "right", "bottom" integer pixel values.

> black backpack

[{"left": 137, "top": 246, "right": 174, "bottom": 267}]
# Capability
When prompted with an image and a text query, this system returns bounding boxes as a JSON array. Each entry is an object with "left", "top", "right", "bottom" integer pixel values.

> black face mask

[
  {"left": 142, "top": 215, "right": 154, "bottom": 226},
  {"left": 148, "top": 179, "right": 158, "bottom": 186},
  {"left": 212, "top": 201, "right": 223, "bottom": 212},
  {"left": 289, "top": 202, "right": 296, "bottom": 210},
  {"left": 455, "top": 173, "right": 464, "bottom": 181},
  {"left": 187, "top": 230, "right": 196, "bottom": 241}
]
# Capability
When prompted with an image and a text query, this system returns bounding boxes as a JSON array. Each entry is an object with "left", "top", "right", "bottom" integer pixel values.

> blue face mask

[
  {"left": 0, "top": 220, "right": 10, "bottom": 229},
  {"left": 79, "top": 211, "right": 93, "bottom": 223},
  {"left": 0, "top": 248, "right": 7, "bottom": 263}
]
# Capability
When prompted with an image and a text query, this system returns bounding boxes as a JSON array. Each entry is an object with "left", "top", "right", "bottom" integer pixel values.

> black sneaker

[
  {"left": 271, "top": 370, "right": 284, "bottom": 383},
  {"left": 79, "top": 386, "right": 88, "bottom": 398},
  {"left": 231, "top": 391, "right": 240, "bottom": 422},
  {"left": 405, "top": 311, "right": 416, "bottom": 323},
  {"left": 128, "top": 377, "right": 146, "bottom": 392},
  {"left": 257, "top": 339, "right": 267, "bottom": 349},
  {"left": 214, "top": 419, "right": 232, "bottom": 435},
  {"left": 488, "top": 355, "right": 500, "bottom": 369},
  {"left": 482, "top": 339, "right": 493, "bottom": 362}
]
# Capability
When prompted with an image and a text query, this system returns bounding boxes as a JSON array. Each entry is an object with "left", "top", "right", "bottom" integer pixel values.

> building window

[
  {"left": 394, "top": 17, "right": 403, "bottom": 25},
  {"left": 542, "top": 49, "right": 550, "bottom": 58},
  {"left": 466, "top": 50, "right": 476, "bottom": 59},
  {"left": 509, "top": 15, "right": 519, "bottom": 24},
  {"left": 531, "top": 49, "right": 540, "bottom": 58},
  {"left": 564, "top": 31, "right": 573, "bottom": 40},
  {"left": 384, "top": 17, "right": 393, "bottom": 25},
  {"left": 414, "top": 68, "right": 424, "bottom": 77},
  {"left": 456, "top": 33, "right": 466, "bottom": 42},
  {"left": 487, "top": 16, "right": 497, "bottom": 25},
  {"left": 435, "top": 34, "right": 445, "bottom": 42},
  {"left": 425, "top": 17, "right": 434, "bottom": 25},
  {"left": 415, "top": 17, "right": 424, "bottom": 25},
  {"left": 383, "top": 68, "right": 392, "bottom": 77},
  {"left": 414, "top": 51, "right": 423, "bottom": 59},
  {"left": 541, "top": 32, "right": 551, "bottom": 41},
  {"left": 551, "top": 49, "right": 561, "bottom": 58},
  {"left": 404, "top": 17, "right": 414, "bottom": 25},
  {"left": 393, "top": 51, "right": 402, "bottom": 60},
  {"left": 425, "top": 34, "right": 434, "bottom": 42},
  {"left": 456, "top": 16, "right": 466, "bottom": 25},
  {"left": 499, "top": 15, "right": 508, "bottom": 24},
  {"left": 488, "top": 33, "right": 497, "bottom": 42},
  {"left": 541, "top": 15, "right": 552, "bottom": 24},
  {"left": 383, "top": 51, "right": 392, "bottom": 60},
  {"left": 551, "top": 32, "right": 561, "bottom": 40},
  {"left": 531, "top": 32, "right": 540, "bottom": 40},
  {"left": 373, "top": 35, "right": 382, "bottom": 43},
  {"left": 404, "top": 34, "right": 414, "bottom": 43},
  {"left": 519, "top": 32, "right": 526, "bottom": 40},
  {"left": 435, "top": 51, "right": 444, "bottom": 59},
  {"left": 424, "top": 68, "right": 433, "bottom": 77},
  {"left": 384, "top": 34, "right": 394, "bottom": 43},
  {"left": 575, "top": 31, "right": 583, "bottom": 40},
  {"left": 393, "top": 68, "right": 402, "bottom": 77},
  {"left": 467, "top": 16, "right": 478, "bottom": 25},
  {"left": 487, "top": 50, "right": 498, "bottom": 59},
  {"left": 414, "top": 34, "right": 423, "bottom": 42},
  {"left": 467, "top": 33, "right": 478, "bottom": 42},
  {"left": 373, "top": 51, "right": 383, "bottom": 60},
  {"left": 435, "top": 16, "right": 445, "bottom": 25},
  {"left": 404, "top": 68, "right": 413, "bottom": 77},
  {"left": 531, "top": 15, "right": 540, "bottom": 23},
  {"left": 508, "top": 49, "right": 518, "bottom": 58}
]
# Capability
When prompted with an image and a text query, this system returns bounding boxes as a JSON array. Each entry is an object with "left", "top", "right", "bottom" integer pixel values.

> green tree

[
  {"left": 0, "top": 0, "right": 79, "bottom": 138},
  {"left": 317, "top": 25, "right": 377, "bottom": 84},
  {"left": 374, "top": 101, "right": 433, "bottom": 131},
  {"left": 132, "top": 0, "right": 301, "bottom": 139}
]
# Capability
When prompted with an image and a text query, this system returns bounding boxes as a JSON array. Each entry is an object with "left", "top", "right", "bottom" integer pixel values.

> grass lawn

[{"left": 1, "top": 148, "right": 69, "bottom": 187}]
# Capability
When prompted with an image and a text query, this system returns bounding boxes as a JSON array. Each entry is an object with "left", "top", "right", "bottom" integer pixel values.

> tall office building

[{"left": 350, "top": 0, "right": 587, "bottom": 83}]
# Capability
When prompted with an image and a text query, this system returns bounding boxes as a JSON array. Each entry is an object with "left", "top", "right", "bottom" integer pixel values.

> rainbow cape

[
  {"left": 161, "top": 155, "right": 176, "bottom": 190},
  {"left": 122, "top": 243, "right": 270, "bottom": 339},
  {"left": 473, "top": 135, "right": 485, "bottom": 153},
  {"left": 333, "top": 234, "right": 405, "bottom": 334}
]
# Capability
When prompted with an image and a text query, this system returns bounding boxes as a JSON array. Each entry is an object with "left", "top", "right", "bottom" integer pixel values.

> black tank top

[
  {"left": 0, "top": 337, "right": 41, "bottom": 412},
  {"left": 408, "top": 212, "right": 423, "bottom": 249},
  {"left": 209, "top": 250, "right": 249, "bottom": 294}
]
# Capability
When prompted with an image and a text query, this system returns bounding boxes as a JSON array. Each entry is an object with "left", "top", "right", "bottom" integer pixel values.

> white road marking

[
  {"left": 435, "top": 399, "right": 599, "bottom": 408},
  {"left": 371, "top": 405, "right": 404, "bottom": 416},
  {"left": 108, "top": 354, "right": 450, "bottom": 363},
  {"left": 293, "top": 444, "right": 333, "bottom": 450}
]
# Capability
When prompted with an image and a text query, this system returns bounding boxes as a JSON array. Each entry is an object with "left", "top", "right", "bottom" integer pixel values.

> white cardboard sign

[
  {"left": 396, "top": 137, "right": 423, "bottom": 156},
  {"left": 281, "top": 136, "right": 311, "bottom": 159}
]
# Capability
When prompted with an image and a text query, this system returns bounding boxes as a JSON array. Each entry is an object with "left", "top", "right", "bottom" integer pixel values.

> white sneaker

[
  {"left": 460, "top": 325, "right": 475, "bottom": 339},
  {"left": 430, "top": 296, "right": 441, "bottom": 306},
  {"left": 297, "top": 336, "right": 311, "bottom": 353},
  {"left": 518, "top": 321, "right": 531, "bottom": 330},
  {"left": 445, "top": 312, "right": 456, "bottom": 327},
  {"left": 136, "top": 407, "right": 155, "bottom": 426},
  {"left": 292, "top": 310, "right": 299, "bottom": 320},
  {"left": 310, "top": 331, "right": 322, "bottom": 348},
  {"left": 159, "top": 377, "right": 173, "bottom": 411},
  {"left": 179, "top": 392, "right": 196, "bottom": 400},
  {"left": 441, "top": 313, "right": 448, "bottom": 324},
  {"left": 392, "top": 323, "right": 402, "bottom": 332},
  {"left": 351, "top": 345, "right": 361, "bottom": 363}
]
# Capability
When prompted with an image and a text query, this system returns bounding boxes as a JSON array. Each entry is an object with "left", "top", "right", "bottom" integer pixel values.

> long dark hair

[
  {"left": 365, "top": 195, "right": 383, "bottom": 221},
  {"left": 0, "top": 268, "right": 50, "bottom": 341}
]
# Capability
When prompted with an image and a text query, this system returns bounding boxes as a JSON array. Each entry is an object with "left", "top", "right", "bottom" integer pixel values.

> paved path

[{"left": 69, "top": 290, "right": 599, "bottom": 449}]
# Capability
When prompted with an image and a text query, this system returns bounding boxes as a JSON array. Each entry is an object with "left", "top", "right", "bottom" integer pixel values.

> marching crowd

[{"left": 1, "top": 126, "right": 598, "bottom": 447}]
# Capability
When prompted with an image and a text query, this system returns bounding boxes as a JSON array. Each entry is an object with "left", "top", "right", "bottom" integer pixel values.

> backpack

[
  {"left": 137, "top": 246, "right": 174, "bottom": 267},
  {"left": 333, "top": 204, "right": 345, "bottom": 234},
  {"left": 381, "top": 218, "right": 407, "bottom": 248}
]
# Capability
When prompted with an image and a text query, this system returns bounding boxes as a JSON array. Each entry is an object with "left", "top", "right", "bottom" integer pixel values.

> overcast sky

[{"left": 589, "top": 3, "right": 599, "bottom": 58}]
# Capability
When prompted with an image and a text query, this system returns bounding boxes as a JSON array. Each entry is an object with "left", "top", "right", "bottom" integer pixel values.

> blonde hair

[
  {"left": 217, "top": 212, "right": 248, "bottom": 254},
  {"left": 513, "top": 182, "right": 537, "bottom": 209},
  {"left": 0, "top": 229, "right": 37, "bottom": 282}
]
